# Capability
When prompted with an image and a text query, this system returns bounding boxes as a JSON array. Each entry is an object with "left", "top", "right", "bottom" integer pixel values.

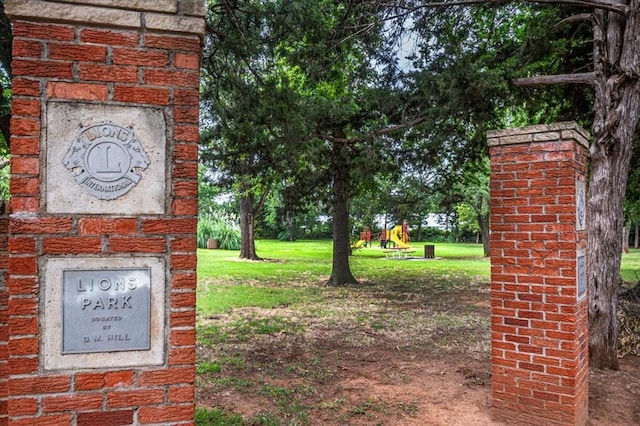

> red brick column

[
  {"left": 488, "top": 122, "right": 589, "bottom": 425},
  {"left": 0, "top": 204, "right": 8, "bottom": 426},
  {"left": 4, "top": 1, "right": 203, "bottom": 424}
]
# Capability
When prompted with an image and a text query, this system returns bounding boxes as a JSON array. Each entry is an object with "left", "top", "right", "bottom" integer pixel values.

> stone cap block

[
  {"left": 6, "top": 0, "right": 205, "bottom": 36},
  {"left": 487, "top": 121, "right": 590, "bottom": 148}
]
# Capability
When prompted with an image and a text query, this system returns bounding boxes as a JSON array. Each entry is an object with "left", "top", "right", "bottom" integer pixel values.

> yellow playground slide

[
  {"left": 389, "top": 225, "right": 410, "bottom": 248},
  {"left": 351, "top": 239, "right": 366, "bottom": 249}
]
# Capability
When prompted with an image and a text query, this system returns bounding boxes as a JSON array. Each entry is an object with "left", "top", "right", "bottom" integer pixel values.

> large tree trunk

[
  {"left": 478, "top": 212, "right": 490, "bottom": 257},
  {"left": 622, "top": 226, "right": 630, "bottom": 253},
  {"left": 587, "top": 5, "right": 640, "bottom": 370},
  {"left": 239, "top": 191, "right": 261, "bottom": 260},
  {"left": 328, "top": 143, "right": 358, "bottom": 286},
  {"left": 635, "top": 222, "right": 639, "bottom": 249}
]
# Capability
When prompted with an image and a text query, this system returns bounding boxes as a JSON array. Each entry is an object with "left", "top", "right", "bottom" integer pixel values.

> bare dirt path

[{"left": 196, "top": 278, "right": 640, "bottom": 425}]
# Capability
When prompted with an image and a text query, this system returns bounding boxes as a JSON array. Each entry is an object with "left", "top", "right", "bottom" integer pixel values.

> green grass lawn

[
  {"left": 194, "top": 240, "right": 640, "bottom": 425},
  {"left": 197, "top": 241, "right": 640, "bottom": 316}
]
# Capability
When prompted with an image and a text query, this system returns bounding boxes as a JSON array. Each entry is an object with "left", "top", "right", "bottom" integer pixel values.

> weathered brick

[
  {"left": 77, "top": 410, "right": 134, "bottom": 426},
  {"left": 170, "top": 310, "right": 195, "bottom": 328},
  {"left": 81, "top": 29, "right": 139, "bottom": 46},
  {"left": 12, "top": 59, "right": 73, "bottom": 79},
  {"left": 171, "top": 254, "right": 197, "bottom": 271},
  {"left": 43, "top": 237, "right": 103, "bottom": 254},
  {"left": 11, "top": 99, "right": 40, "bottom": 117},
  {"left": 10, "top": 414, "right": 73, "bottom": 426},
  {"left": 174, "top": 142, "right": 198, "bottom": 160},
  {"left": 168, "top": 346, "right": 195, "bottom": 365},
  {"left": 48, "top": 43, "right": 107, "bottom": 62},
  {"left": 142, "top": 218, "right": 197, "bottom": 234},
  {"left": 79, "top": 64, "right": 138, "bottom": 83},
  {"left": 144, "top": 34, "right": 200, "bottom": 51},
  {"left": 137, "top": 404, "right": 194, "bottom": 424},
  {"left": 144, "top": 69, "right": 199, "bottom": 87},
  {"left": 11, "top": 79, "right": 41, "bottom": 96},
  {"left": 139, "top": 367, "right": 195, "bottom": 386},
  {"left": 172, "top": 181, "right": 197, "bottom": 198},
  {"left": 8, "top": 357, "right": 38, "bottom": 375},
  {"left": 113, "top": 86, "right": 170, "bottom": 105},
  {"left": 8, "top": 375, "right": 71, "bottom": 396},
  {"left": 10, "top": 157, "right": 39, "bottom": 175},
  {"left": 106, "top": 389, "right": 164, "bottom": 408},
  {"left": 41, "top": 393, "right": 103, "bottom": 412},
  {"left": 12, "top": 21, "right": 75, "bottom": 41},
  {"left": 171, "top": 291, "right": 196, "bottom": 309},
  {"left": 10, "top": 117, "right": 39, "bottom": 137},
  {"left": 174, "top": 52, "right": 200, "bottom": 70},
  {"left": 173, "top": 162, "right": 198, "bottom": 179},
  {"left": 10, "top": 217, "right": 73, "bottom": 234},
  {"left": 12, "top": 39, "right": 43, "bottom": 58},
  {"left": 170, "top": 238, "right": 196, "bottom": 254},
  {"left": 47, "top": 81, "right": 110, "bottom": 101},
  {"left": 8, "top": 336, "right": 38, "bottom": 355},
  {"left": 108, "top": 237, "right": 166, "bottom": 253},
  {"left": 10, "top": 137, "right": 39, "bottom": 156},
  {"left": 169, "top": 328, "right": 195, "bottom": 347},
  {"left": 7, "top": 397, "right": 37, "bottom": 416},
  {"left": 168, "top": 385, "right": 194, "bottom": 403},
  {"left": 78, "top": 218, "right": 138, "bottom": 236},
  {"left": 112, "top": 48, "right": 169, "bottom": 66},
  {"left": 172, "top": 198, "right": 198, "bottom": 216}
]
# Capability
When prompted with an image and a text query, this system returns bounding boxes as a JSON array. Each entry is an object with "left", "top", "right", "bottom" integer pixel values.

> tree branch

[
  {"left": 556, "top": 12, "right": 593, "bottom": 26},
  {"left": 514, "top": 72, "right": 596, "bottom": 86},
  {"left": 314, "top": 115, "right": 428, "bottom": 144},
  {"left": 379, "top": 0, "right": 626, "bottom": 15}
]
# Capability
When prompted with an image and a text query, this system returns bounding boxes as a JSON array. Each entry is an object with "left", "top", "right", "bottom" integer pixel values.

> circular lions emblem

[{"left": 63, "top": 123, "right": 150, "bottom": 200}]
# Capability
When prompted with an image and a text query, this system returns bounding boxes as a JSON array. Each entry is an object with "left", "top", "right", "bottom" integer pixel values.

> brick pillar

[
  {"left": 0, "top": 204, "right": 8, "bottom": 426},
  {"left": 4, "top": 1, "right": 204, "bottom": 424},
  {"left": 488, "top": 122, "right": 589, "bottom": 425}
]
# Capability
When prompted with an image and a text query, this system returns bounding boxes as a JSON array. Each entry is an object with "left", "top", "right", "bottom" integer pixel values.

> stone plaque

[
  {"left": 46, "top": 102, "right": 166, "bottom": 215},
  {"left": 576, "top": 180, "right": 586, "bottom": 231},
  {"left": 577, "top": 249, "right": 586, "bottom": 301},
  {"left": 62, "top": 268, "right": 151, "bottom": 354}
]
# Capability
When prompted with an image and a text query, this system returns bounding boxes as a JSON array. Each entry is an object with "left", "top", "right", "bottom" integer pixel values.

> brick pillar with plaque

[
  {"left": 3, "top": 1, "right": 204, "bottom": 424},
  {"left": 0, "top": 206, "right": 8, "bottom": 426},
  {"left": 488, "top": 122, "right": 589, "bottom": 425}
]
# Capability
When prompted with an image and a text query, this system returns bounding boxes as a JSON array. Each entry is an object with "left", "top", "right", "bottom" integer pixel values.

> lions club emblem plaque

[{"left": 63, "top": 123, "right": 150, "bottom": 200}]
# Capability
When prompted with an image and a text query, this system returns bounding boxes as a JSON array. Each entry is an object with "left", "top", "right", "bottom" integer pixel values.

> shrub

[{"left": 197, "top": 214, "right": 241, "bottom": 250}]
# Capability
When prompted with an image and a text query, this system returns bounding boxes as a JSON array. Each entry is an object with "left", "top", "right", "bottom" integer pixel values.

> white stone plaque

[
  {"left": 576, "top": 180, "right": 586, "bottom": 231},
  {"left": 46, "top": 102, "right": 166, "bottom": 214},
  {"left": 577, "top": 249, "right": 586, "bottom": 301},
  {"left": 43, "top": 257, "right": 165, "bottom": 370}
]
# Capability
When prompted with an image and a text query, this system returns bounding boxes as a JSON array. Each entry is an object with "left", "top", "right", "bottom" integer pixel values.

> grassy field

[{"left": 195, "top": 241, "right": 640, "bottom": 425}]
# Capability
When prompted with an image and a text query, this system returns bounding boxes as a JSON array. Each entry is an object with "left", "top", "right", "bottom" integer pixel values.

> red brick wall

[
  {"left": 0, "top": 204, "right": 8, "bottom": 425},
  {"left": 488, "top": 123, "right": 589, "bottom": 425},
  {"left": 4, "top": 5, "right": 202, "bottom": 424}
]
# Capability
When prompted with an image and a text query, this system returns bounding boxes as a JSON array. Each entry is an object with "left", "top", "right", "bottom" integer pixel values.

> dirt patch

[{"left": 196, "top": 279, "right": 640, "bottom": 425}]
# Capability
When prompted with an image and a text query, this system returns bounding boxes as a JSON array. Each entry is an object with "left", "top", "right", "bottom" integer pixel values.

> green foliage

[
  {"left": 197, "top": 215, "right": 241, "bottom": 250},
  {"left": 196, "top": 360, "right": 222, "bottom": 374},
  {"left": 195, "top": 408, "right": 243, "bottom": 426}
]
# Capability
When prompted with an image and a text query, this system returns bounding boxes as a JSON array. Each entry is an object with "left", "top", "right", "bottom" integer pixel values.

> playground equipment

[
  {"left": 389, "top": 224, "right": 410, "bottom": 248},
  {"left": 351, "top": 220, "right": 414, "bottom": 257},
  {"left": 382, "top": 220, "right": 415, "bottom": 258}
]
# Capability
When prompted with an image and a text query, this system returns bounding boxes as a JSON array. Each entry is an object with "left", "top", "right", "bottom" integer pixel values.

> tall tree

[
  {"left": 389, "top": 0, "right": 636, "bottom": 369},
  {"left": 201, "top": 0, "right": 295, "bottom": 260}
]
